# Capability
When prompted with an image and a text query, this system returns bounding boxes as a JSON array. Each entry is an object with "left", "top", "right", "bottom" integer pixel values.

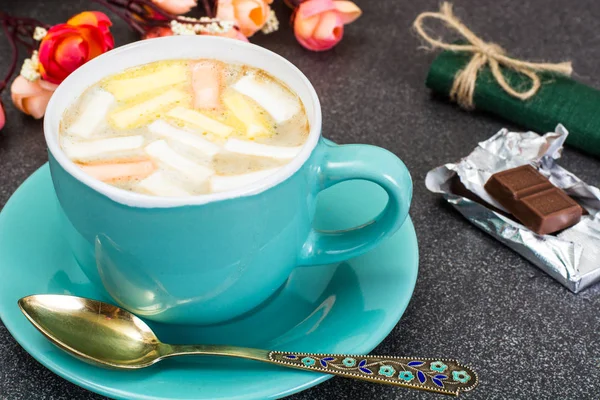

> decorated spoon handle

[
  {"left": 167, "top": 345, "right": 478, "bottom": 396},
  {"left": 268, "top": 351, "right": 478, "bottom": 396}
]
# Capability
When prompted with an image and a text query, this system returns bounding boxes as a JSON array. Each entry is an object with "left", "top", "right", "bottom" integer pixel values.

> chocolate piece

[
  {"left": 485, "top": 165, "right": 553, "bottom": 202},
  {"left": 484, "top": 165, "right": 582, "bottom": 235},
  {"left": 519, "top": 188, "right": 583, "bottom": 234}
]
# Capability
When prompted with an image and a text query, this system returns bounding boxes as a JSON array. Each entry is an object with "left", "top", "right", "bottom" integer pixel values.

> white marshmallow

[
  {"left": 67, "top": 90, "right": 115, "bottom": 138},
  {"left": 210, "top": 168, "right": 280, "bottom": 192},
  {"left": 233, "top": 74, "right": 301, "bottom": 123},
  {"left": 63, "top": 135, "right": 145, "bottom": 160},
  {"left": 148, "top": 120, "right": 221, "bottom": 157},
  {"left": 224, "top": 139, "right": 302, "bottom": 160},
  {"left": 138, "top": 172, "right": 191, "bottom": 197},
  {"left": 145, "top": 140, "right": 213, "bottom": 182}
]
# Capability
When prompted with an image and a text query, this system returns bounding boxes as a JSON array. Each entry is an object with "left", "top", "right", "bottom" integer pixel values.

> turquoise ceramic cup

[{"left": 44, "top": 36, "right": 412, "bottom": 325}]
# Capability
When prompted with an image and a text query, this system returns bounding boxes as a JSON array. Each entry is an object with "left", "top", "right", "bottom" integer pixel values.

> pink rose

[
  {"left": 294, "top": 0, "right": 361, "bottom": 51},
  {"left": 152, "top": 0, "right": 197, "bottom": 15},
  {"left": 216, "top": 0, "right": 273, "bottom": 37},
  {"left": 0, "top": 101, "right": 5, "bottom": 131},
  {"left": 11, "top": 76, "right": 58, "bottom": 119}
]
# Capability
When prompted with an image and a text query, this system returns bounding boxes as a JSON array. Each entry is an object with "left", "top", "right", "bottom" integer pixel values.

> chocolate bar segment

[
  {"left": 519, "top": 188, "right": 582, "bottom": 234},
  {"left": 485, "top": 165, "right": 553, "bottom": 202},
  {"left": 484, "top": 165, "right": 582, "bottom": 235}
]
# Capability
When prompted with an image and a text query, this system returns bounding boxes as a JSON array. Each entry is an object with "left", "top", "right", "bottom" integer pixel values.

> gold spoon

[{"left": 18, "top": 294, "right": 477, "bottom": 396}]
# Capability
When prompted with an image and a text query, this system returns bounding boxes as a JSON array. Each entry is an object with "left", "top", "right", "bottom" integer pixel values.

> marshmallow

[
  {"left": 145, "top": 140, "right": 214, "bottom": 182},
  {"left": 233, "top": 74, "right": 301, "bottom": 123},
  {"left": 191, "top": 61, "right": 223, "bottom": 109},
  {"left": 104, "top": 64, "right": 188, "bottom": 101},
  {"left": 148, "top": 120, "right": 221, "bottom": 157},
  {"left": 67, "top": 90, "right": 115, "bottom": 138},
  {"left": 223, "top": 92, "right": 270, "bottom": 139},
  {"left": 138, "top": 172, "right": 192, "bottom": 197},
  {"left": 167, "top": 107, "right": 234, "bottom": 138},
  {"left": 63, "top": 136, "right": 145, "bottom": 160},
  {"left": 78, "top": 160, "right": 155, "bottom": 182},
  {"left": 224, "top": 138, "right": 302, "bottom": 159},
  {"left": 110, "top": 89, "right": 188, "bottom": 129}
]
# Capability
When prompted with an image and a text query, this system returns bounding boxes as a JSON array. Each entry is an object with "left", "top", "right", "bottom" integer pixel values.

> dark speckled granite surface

[{"left": 2, "top": 0, "right": 600, "bottom": 399}]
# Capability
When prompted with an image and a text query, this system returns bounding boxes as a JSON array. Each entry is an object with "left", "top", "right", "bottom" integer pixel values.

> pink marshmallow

[
  {"left": 79, "top": 160, "right": 156, "bottom": 182},
  {"left": 191, "top": 61, "right": 223, "bottom": 110}
]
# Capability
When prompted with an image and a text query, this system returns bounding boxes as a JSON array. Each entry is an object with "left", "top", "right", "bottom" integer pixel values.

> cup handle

[{"left": 298, "top": 142, "right": 413, "bottom": 266}]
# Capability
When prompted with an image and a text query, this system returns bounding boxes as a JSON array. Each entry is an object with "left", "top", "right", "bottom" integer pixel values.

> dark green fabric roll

[{"left": 426, "top": 49, "right": 600, "bottom": 158}]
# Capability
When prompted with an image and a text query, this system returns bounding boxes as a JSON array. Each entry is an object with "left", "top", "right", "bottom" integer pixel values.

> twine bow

[{"left": 413, "top": 2, "right": 573, "bottom": 109}]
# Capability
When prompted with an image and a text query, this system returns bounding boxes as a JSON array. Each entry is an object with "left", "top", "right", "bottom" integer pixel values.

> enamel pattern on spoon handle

[
  {"left": 166, "top": 344, "right": 478, "bottom": 396},
  {"left": 268, "top": 352, "right": 478, "bottom": 396}
]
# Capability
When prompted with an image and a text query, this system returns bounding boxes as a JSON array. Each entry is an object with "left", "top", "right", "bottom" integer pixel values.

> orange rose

[
  {"left": 216, "top": 0, "right": 273, "bottom": 37},
  {"left": 11, "top": 76, "right": 58, "bottom": 119},
  {"left": 294, "top": 0, "right": 361, "bottom": 51},
  {"left": 39, "top": 11, "right": 114, "bottom": 84}
]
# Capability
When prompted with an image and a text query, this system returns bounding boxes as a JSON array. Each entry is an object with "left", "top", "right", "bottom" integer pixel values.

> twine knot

[
  {"left": 479, "top": 43, "right": 503, "bottom": 58},
  {"left": 413, "top": 2, "right": 573, "bottom": 109}
]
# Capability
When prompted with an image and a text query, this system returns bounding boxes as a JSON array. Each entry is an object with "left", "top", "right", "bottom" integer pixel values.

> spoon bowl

[
  {"left": 19, "top": 294, "right": 162, "bottom": 368},
  {"left": 19, "top": 294, "right": 478, "bottom": 396}
]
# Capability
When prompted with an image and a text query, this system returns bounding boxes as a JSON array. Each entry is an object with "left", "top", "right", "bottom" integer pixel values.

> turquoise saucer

[{"left": 0, "top": 164, "right": 418, "bottom": 400}]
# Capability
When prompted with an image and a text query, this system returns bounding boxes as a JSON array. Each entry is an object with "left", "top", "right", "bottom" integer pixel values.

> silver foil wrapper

[{"left": 426, "top": 125, "right": 600, "bottom": 293}]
